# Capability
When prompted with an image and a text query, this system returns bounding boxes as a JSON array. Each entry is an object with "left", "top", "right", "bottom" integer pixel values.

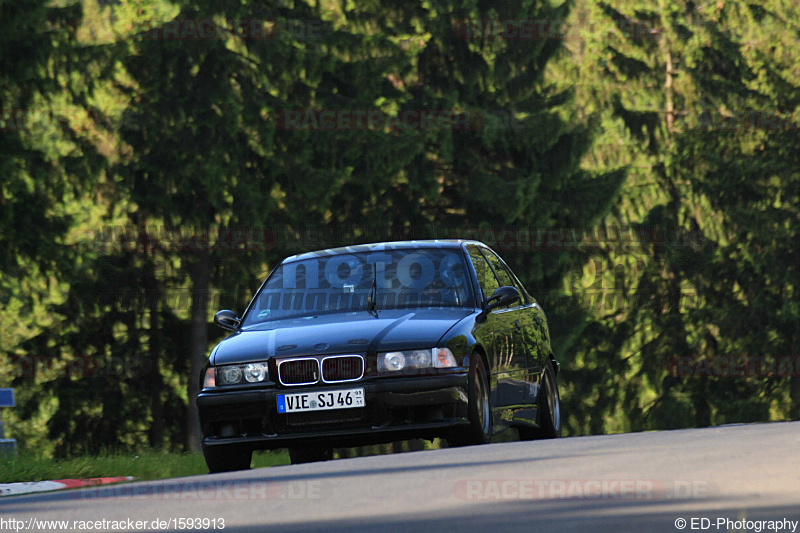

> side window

[
  {"left": 482, "top": 249, "right": 514, "bottom": 287},
  {"left": 466, "top": 245, "right": 499, "bottom": 301},
  {"left": 482, "top": 248, "right": 527, "bottom": 306}
]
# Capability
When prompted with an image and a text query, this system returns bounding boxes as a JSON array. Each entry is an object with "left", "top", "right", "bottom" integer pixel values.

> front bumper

[{"left": 197, "top": 373, "right": 469, "bottom": 450}]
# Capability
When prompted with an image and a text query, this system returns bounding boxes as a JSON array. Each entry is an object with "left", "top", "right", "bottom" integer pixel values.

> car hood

[{"left": 210, "top": 308, "right": 473, "bottom": 365}]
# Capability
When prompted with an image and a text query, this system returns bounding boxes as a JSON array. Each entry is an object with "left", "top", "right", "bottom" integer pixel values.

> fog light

[
  {"left": 384, "top": 352, "right": 406, "bottom": 371},
  {"left": 244, "top": 362, "right": 268, "bottom": 382},
  {"left": 219, "top": 365, "right": 243, "bottom": 384}
]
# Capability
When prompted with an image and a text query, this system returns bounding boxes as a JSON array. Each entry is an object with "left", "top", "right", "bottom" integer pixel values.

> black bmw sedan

[{"left": 197, "top": 240, "right": 561, "bottom": 472}]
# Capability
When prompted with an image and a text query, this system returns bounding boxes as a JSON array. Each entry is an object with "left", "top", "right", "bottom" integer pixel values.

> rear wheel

[
  {"left": 202, "top": 444, "right": 252, "bottom": 473},
  {"left": 519, "top": 359, "right": 561, "bottom": 440},
  {"left": 288, "top": 447, "right": 333, "bottom": 464},
  {"left": 447, "top": 354, "right": 492, "bottom": 447}
]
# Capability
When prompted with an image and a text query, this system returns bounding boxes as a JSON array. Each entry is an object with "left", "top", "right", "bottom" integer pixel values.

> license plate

[{"left": 277, "top": 388, "right": 365, "bottom": 413}]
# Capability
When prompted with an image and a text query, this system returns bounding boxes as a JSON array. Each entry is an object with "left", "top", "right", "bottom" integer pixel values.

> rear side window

[
  {"left": 482, "top": 249, "right": 514, "bottom": 287},
  {"left": 482, "top": 247, "right": 527, "bottom": 305}
]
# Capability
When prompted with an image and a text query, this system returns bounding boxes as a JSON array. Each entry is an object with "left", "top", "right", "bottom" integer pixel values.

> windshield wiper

[{"left": 367, "top": 263, "right": 379, "bottom": 318}]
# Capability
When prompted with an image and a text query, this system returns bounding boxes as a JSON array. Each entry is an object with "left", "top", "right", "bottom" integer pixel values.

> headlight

[
  {"left": 377, "top": 348, "right": 457, "bottom": 372},
  {"left": 208, "top": 362, "right": 269, "bottom": 386},
  {"left": 383, "top": 351, "right": 407, "bottom": 371},
  {"left": 220, "top": 365, "right": 242, "bottom": 384},
  {"left": 244, "top": 362, "right": 268, "bottom": 382}
]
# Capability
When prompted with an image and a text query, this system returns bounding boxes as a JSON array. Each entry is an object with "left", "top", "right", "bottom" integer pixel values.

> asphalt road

[{"left": 2, "top": 422, "right": 799, "bottom": 533}]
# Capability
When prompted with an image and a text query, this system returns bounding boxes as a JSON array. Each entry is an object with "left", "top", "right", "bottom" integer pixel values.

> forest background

[{"left": 1, "top": 0, "right": 797, "bottom": 457}]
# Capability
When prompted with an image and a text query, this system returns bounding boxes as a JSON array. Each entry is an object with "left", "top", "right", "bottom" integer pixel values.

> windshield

[{"left": 242, "top": 248, "right": 474, "bottom": 325}]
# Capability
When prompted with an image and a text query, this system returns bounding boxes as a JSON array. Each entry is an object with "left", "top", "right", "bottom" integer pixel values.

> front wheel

[
  {"left": 202, "top": 444, "right": 252, "bottom": 473},
  {"left": 447, "top": 354, "right": 492, "bottom": 447},
  {"left": 519, "top": 359, "right": 561, "bottom": 440}
]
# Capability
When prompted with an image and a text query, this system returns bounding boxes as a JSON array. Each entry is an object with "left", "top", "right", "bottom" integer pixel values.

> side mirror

[
  {"left": 214, "top": 310, "right": 241, "bottom": 331},
  {"left": 485, "top": 286, "right": 520, "bottom": 312}
]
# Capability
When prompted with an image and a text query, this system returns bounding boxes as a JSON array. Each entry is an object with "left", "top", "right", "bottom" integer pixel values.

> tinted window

[
  {"left": 483, "top": 248, "right": 526, "bottom": 306},
  {"left": 243, "top": 248, "right": 473, "bottom": 324},
  {"left": 484, "top": 250, "right": 514, "bottom": 287},
  {"left": 467, "top": 245, "right": 500, "bottom": 300}
]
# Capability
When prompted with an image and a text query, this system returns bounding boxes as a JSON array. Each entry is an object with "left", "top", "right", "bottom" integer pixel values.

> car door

[
  {"left": 465, "top": 245, "right": 506, "bottom": 419},
  {"left": 479, "top": 247, "right": 536, "bottom": 411},
  {"left": 490, "top": 250, "right": 551, "bottom": 412}
]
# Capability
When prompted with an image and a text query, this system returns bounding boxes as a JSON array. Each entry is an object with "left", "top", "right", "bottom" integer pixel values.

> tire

[
  {"left": 447, "top": 353, "right": 492, "bottom": 447},
  {"left": 519, "top": 359, "right": 561, "bottom": 440},
  {"left": 202, "top": 444, "right": 252, "bottom": 473},
  {"left": 288, "top": 447, "right": 333, "bottom": 465}
]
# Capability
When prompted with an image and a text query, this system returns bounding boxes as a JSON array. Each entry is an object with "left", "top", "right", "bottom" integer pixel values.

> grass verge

[{"left": 0, "top": 449, "right": 289, "bottom": 484}]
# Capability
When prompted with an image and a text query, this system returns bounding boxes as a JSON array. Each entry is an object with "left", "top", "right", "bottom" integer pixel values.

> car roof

[{"left": 282, "top": 239, "right": 485, "bottom": 263}]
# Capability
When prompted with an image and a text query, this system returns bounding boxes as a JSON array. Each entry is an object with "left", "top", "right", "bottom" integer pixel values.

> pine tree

[{"left": 550, "top": 0, "right": 799, "bottom": 433}]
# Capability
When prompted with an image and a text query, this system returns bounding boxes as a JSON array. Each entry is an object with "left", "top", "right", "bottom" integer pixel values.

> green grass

[{"left": 0, "top": 449, "right": 289, "bottom": 484}]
